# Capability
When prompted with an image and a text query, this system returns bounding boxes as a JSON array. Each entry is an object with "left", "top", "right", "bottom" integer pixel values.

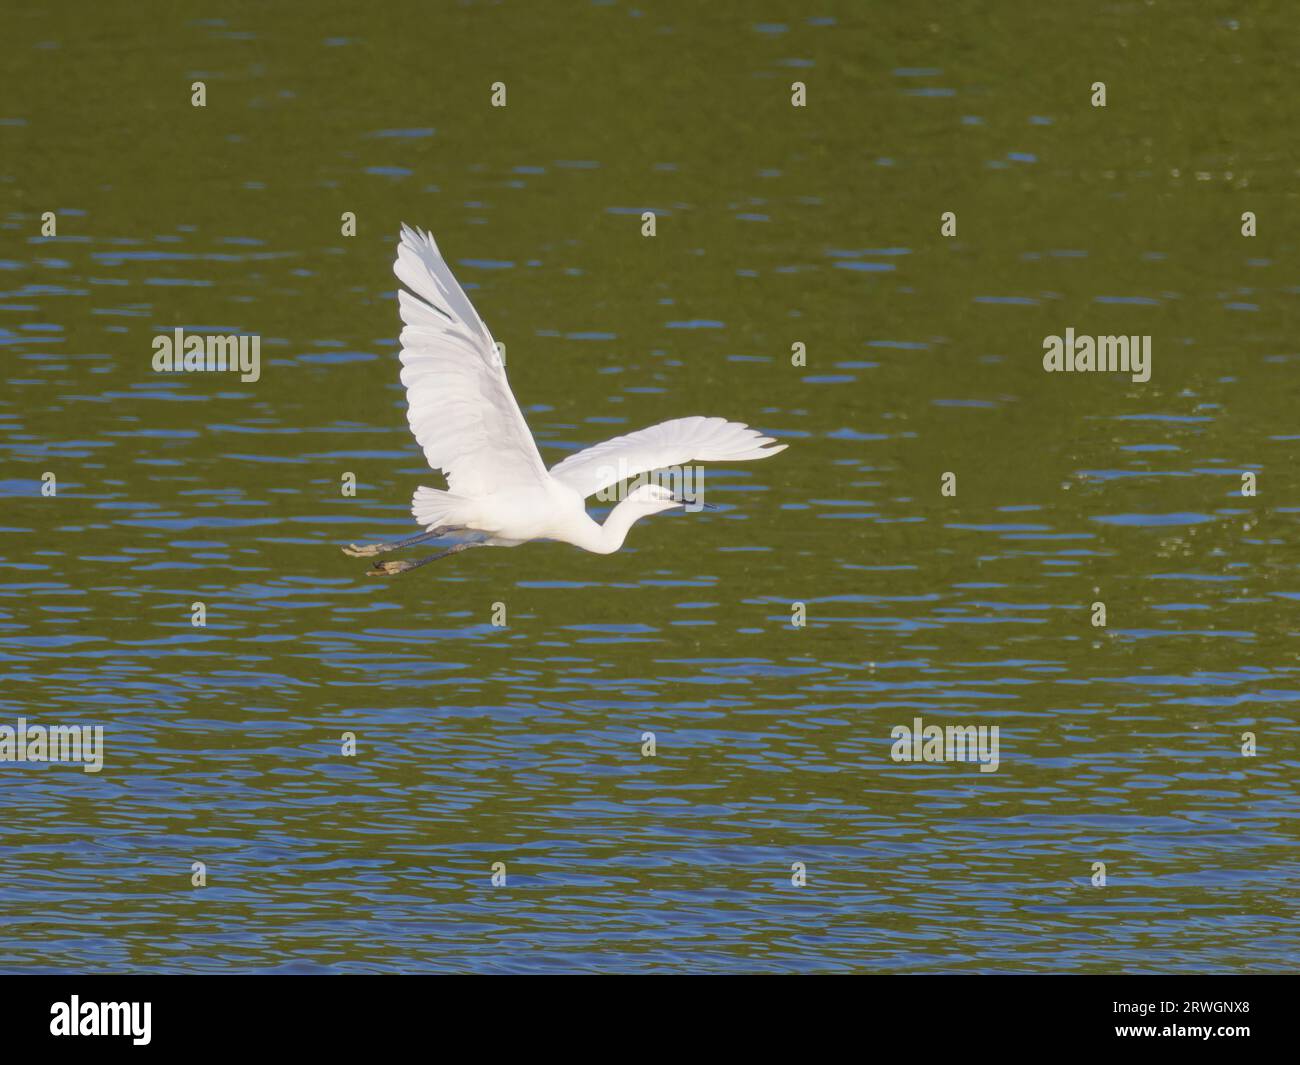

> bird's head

[
  {"left": 590, "top": 482, "right": 719, "bottom": 552},
  {"left": 623, "top": 483, "right": 686, "bottom": 515},
  {"left": 620, "top": 483, "right": 718, "bottom": 515}
]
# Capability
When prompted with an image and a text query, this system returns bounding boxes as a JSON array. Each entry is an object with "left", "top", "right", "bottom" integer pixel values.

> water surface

[{"left": 1, "top": 1, "right": 1297, "bottom": 973}]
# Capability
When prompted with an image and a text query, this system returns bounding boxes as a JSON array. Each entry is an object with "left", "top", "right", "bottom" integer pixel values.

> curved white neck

[{"left": 572, "top": 499, "right": 660, "bottom": 554}]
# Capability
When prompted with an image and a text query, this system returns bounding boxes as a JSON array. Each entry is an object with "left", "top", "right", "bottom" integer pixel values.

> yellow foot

[{"left": 342, "top": 543, "right": 382, "bottom": 558}]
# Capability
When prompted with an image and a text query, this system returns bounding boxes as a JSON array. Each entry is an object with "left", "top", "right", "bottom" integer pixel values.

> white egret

[{"left": 344, "top": 225, "right": 787, "bottom": 575}]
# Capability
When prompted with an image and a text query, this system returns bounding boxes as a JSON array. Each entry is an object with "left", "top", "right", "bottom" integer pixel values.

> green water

[{"left": 1, "top": 1, "right": 1297, "bottom": 972}]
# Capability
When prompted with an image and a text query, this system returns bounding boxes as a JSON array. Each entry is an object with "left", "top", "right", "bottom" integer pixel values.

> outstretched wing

[
  {"left": 548, "top": 416, "right": 786, "bottom": 498},
  {"left": 394, "top": 224, "right": 549, "bottom": 496}
]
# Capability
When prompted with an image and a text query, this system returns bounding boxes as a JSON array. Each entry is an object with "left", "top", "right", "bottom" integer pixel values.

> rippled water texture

[{"left": 1, "top": 2, "right": 1298, "bottom": 973}]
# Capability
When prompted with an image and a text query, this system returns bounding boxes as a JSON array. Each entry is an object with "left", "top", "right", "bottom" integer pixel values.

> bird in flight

[{"left": 344, "top": 225, "right": 787, "bottom": 575}]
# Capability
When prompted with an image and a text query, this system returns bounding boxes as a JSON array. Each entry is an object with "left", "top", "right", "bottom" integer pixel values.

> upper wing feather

[
  {"left": 394, "top": 224, "right": 549, "bottom": 496},
  {"left": 548, "top": 416, "right": 786, "bottom": 498}
]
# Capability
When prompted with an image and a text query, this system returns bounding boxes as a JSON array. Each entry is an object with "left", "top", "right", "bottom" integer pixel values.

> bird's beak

[{"left": 674, "top": 495, "right": 717, "bottom": 510}]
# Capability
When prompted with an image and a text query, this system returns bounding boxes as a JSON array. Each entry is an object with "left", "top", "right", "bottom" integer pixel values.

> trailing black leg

[
  {"left": 342, "top": 525, "right": 457, "bottom": 558},
  {"left": 366, "top": 541, "right": 477, "bottom": 575}
]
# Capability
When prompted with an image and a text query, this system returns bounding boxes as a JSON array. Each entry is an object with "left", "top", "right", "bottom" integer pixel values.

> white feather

[
  {"left": 548, "top": 416, "right": 787, "bottom": 499},
  {"left": 395, "top": 224, "right": 549, "bottom": 500}
]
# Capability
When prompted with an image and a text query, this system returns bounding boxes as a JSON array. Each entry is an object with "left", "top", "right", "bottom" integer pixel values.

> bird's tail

[{"left": 411, "top": 485, "right": 471, "bottom": 529}]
